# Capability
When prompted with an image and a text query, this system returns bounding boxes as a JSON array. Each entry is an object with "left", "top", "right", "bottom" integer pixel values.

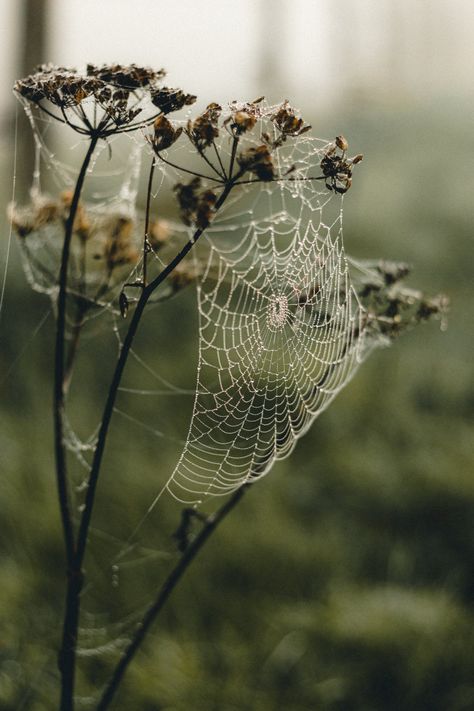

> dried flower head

[
  {"left": 174, "top": 177, "right": 217, "bottom": 229},
  {"left": 9, "top": 198, "right": 59, "bottom": 238},
  {"left": 101, "top": 216, "right": 139, "bottom": 271},
  {"left": 356, "top": 260, "right": 449, "bottom": 339},
  {"left": 237, "top": 145, "right": 276, "bottom": 181},
  {"left": 151, "top": 87, "right": 196, "bottom": 114},
  {"left": 272, "top": 101, "right": 311, "bottom": 140},
  {"left": 60, "top": 191, "right": 90, "bottom": 241},
  {"left": 223, "top": 106, "right": 258, "bottom": 136},
  {"left": 148, "top": 114, "right": 183, "bottom": 152},
  {"left": 187, "top": 103, "right": 222, "bottom": 149},
  {"left": 14, "top": 63, "right": 192, "bottom": 139},
  {"left": 320, "top": 136, "right": 363, "bottom": 194}
]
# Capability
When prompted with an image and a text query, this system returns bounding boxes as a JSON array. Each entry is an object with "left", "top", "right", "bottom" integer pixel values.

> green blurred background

[{"left": 0, "top": 2, "right": 473, "bottom": 709}]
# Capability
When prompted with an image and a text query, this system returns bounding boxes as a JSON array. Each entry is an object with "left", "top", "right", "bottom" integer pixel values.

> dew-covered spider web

[
  {"left": 167, "top": 209, "right": 369, "bottom": 503},
  {"left": 10, "top": 97, "right": 389, "bottom": 514},
  {"left": 142, "top": 109, "right": 387, "bottom": 507}
]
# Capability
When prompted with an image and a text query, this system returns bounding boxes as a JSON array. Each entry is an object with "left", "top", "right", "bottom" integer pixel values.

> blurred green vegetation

[{"left": 0, "top": 97, "right": 473, "bottom": 710}]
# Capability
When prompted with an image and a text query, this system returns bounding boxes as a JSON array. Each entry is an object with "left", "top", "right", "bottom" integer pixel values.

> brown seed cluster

[
  {"left": 100, "top": 216, "right": 139, "bottom": 272},
  {"left": 148, "top": 115, "right": 183, "bottom": 152},
  {"left": 187, "top": 103, "right": 222, "bottom": 149},
  {"left": 237, "top": 145, "right": 275, "bottom": 181},
  {"left": 14, "top": 63, "right": 193, "bottom": 137},
  {"left": 174, "top": 178, "right": 217, "bottom": 229},
  {"left": 145, "top": 98, "right": 364, "bottom": 228},
  {"left": 357, "top": 260, "right": 449, "bottom": 338},
  {"left": 151, "top": 87, "right": 196, "bottom": 114},
  {"left": 320, "top": 136, "right": 363, "bottom": 194}
]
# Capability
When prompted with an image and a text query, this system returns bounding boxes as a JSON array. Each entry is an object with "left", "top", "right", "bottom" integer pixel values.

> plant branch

[
  {"left": 156, "top": 152, "right": 223, "bottom": 183},
  {"left": 55, "top": 133, "right": 99, "bottom": 711},
  {"left": 228, "top": 135, "right": 239, "bottom": 179},
  {"left": 96, "top": 484, "right": 249, "bottom": 710},
  {"left": 54, "top": 134, "right": 98, "bottom": 566},
  {"left": 142, "top": 158, "right": 155, "bottom": 287},
  {"left": 234, "top": 174, "right": 326, "bottom": 186}
]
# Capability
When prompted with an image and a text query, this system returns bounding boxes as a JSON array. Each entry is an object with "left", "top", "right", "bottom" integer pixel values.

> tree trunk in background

[{"left": 17, "top": 0, "right": 49, "bottom": 199}]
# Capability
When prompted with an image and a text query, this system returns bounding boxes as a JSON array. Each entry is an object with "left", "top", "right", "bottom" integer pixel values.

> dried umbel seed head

[
  {"left": 86, "top": 63, "right": 165, "bottom": 89},
  {"left": 151, "top": 87, "right": 196, "bottom": 114},
  {"left": 148, "top": 114, "right": 183, "bottom": 152},
  {"left": 335, "top": 135, "right": 348, "bottom": 151},
  {"left": 187, "top": 103, "right": 222, "bottom": 148},
  {"left": 271, "top": 101, "right": 311, "bottom": 140},
  {"left": 9, "top": 194, "right": 65, "bottom": 238},
  {"left": 174, "top": 178, "right": 217, "bottom": 229},
  {"left": 320, "top": 137, "right": 363, "bottom": 194},
  {"left": 14, "top": 63, "right": 193, "bottom": 138},
  {"left": 224, "top": 108, "right": 257, "bottom": 136},
  {"left": 60, "top": 191, "right": 90, "bottom": 240},
  {"left": 237, "top": 145, "right": 275, "bottom": 181},
  {"left": 101, "top": 216, "right": 139, "bottom": 271}
]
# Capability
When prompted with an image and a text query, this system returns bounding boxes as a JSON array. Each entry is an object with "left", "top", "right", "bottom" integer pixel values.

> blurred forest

[{"left": 0, "top": 1, "right": 473, "bottom": 710}]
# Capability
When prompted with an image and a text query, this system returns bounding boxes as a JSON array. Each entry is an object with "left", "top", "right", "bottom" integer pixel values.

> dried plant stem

[
  {"left": 96, "top": 484, "right": 249, "bottom": 711},
  {"left": 56, "top": 134, "right": 98, "bottom": 710},
  {"left": 63, "top": 304, "right": 86, "bottom": 394},
  {"left": 60, "top": 175, "right": 237, "bottom": 711},
  {"left": 142, "top": 159, "right": 155, "bottom": 287}
]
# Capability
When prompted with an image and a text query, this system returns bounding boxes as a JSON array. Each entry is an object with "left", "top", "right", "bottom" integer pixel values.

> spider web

[
  {"left": 10, "top": 97, "right": 388, "bottom": 514},
  {"left": 149, "top": 120, "right": 384, "bottom": 505}
]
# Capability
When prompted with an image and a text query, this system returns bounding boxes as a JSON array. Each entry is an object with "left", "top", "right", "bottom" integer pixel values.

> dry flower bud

[
  {"left": 187, "top": 103, "right": 222, "bottom": 148},
  {"left": 320, "top": 137, "right": 363, "bottom": 194},
  {"left": 237, "top": 145, "right": 275, "bottom": 181},
  {"left": 335, "top": 135, "right": 348, "bottom": 151},
  {"left": 272, "top": 102, "right": 311, "bottom": 141},
  {"left": 174, "top": 178, "right": 217, "bottom": 229},
  {"left": 150, "top": 115, "right": 183, "bottom": 152}
]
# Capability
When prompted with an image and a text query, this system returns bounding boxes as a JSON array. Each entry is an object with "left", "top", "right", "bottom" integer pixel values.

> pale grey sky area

[{"left": 1, "top": 0, "right": 473, "bottom": 113}]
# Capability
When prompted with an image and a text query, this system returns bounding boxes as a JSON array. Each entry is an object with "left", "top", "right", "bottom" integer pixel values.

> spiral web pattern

[{"left": 165, "top": 176, "right": 373, "bottom": 504}]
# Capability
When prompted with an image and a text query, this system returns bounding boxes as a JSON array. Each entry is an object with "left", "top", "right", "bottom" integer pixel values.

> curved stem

[
  {"left": 55, "top": 134, "right": 99, "bottom": 710},
  {"left": 96, "top": 485, "right": 249, "bottom": 710}
]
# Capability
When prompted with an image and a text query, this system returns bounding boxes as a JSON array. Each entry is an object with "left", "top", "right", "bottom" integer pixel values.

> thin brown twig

[
  {"left": 156, "top": 152, "right": 223, "bottom": 183},
  {"left": 142, "top": 158, "right": 155, "bottom": 287},
  {"left": 96, "top": 484, "right": 249, "bottom": 710}
]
